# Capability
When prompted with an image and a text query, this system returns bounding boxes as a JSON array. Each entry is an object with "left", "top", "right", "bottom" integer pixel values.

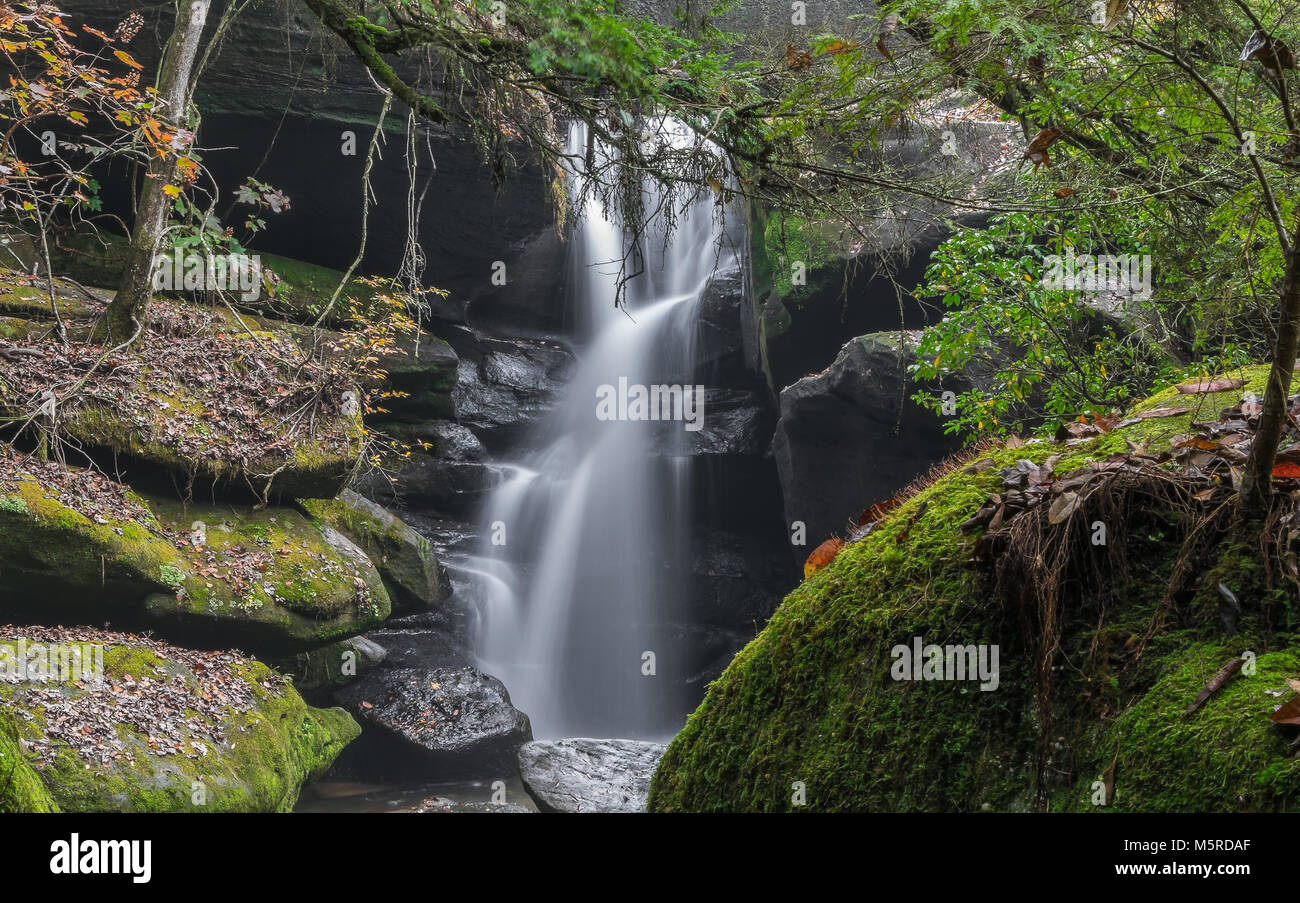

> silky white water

[{"left": 470, "top": 119, "right": 739, "bottom": 738}]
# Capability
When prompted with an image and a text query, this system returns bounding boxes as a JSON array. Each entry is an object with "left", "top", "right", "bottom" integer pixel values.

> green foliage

[{"left": 910, "top": 207, "right": 1264, "bottom": 439}]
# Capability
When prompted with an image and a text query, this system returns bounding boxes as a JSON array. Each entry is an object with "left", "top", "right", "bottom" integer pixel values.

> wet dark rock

[
  {"left": 353, "top": 421, "right": 495, "bottom": 517},
  {"left": 667, "top": 621, "right": 754, "bottom": 696},
  {"left": 689, "top": 528, "right": 787, "bottom": 627},
  {"left": 446, "top": 328, "right": 575, "bottom": 451},
  {"left": 694, "top": 263, "right": 753, "bottom": 385},
  {"left": 337, "top": 666, "right": 532, "bottom": 779},
  {"left": 682, "top": 388, "right": 775, "bottom": 458},
  {"left": 518, "top": 738, "right": 667, "bottom": 813},
  {"left": 772, "top": 331, "right": 969, "bottom": 561}
]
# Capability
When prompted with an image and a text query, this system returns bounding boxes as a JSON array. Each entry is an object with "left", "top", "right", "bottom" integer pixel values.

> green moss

[
  {"left": 146, "top": 495, "right": 392, "bottom": 647},
  {"left": 1058, "top": 645, "right": 1300, "bottom": 812},
  {"left": 0, "top": 711, "right": 59, "bottom": 813},
  {"left": 256, "top": 253, "right": 379, "bottom": 328},
  {"left": 0, "top": 467, "right": 389, "bottom": 651},
  {"left": 0, "top": 645, "right": 359, "bottom": 812},
  {"left": 648, "top": 368, "right": 1299, "bottom": 812},
  {"left": 51, "top": 372, "right": 362, "bottom": 501},
  {"left": 299, "top": 490, "right": 446, "bottom": 611}
]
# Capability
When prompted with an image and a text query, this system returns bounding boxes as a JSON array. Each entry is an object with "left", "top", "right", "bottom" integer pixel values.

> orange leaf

[
  {"left": 785, "top": 44, "right": 813, "bottom": 70},
  {"left": 1272, "top": 462, "right": 1300, "bottom": 479},
  {"left": 113, "top": 48, "right": 143, "bottom": 69},
  {"left": 804, "top": 538, "right": 844, "bottom": 579},
  {"left": 823, "top": 39, "right": 859, "bottom": 56}
]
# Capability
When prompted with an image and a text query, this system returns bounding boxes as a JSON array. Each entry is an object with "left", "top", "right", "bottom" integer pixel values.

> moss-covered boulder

[
  {"left": 0, "top": 460, "right": 391, "bottom": 652},
  {"left": 649, "top": 365, "right": 1300, "bottom": 812},
  {"left": 0, "top": 628, "right": 358, "bottom": 812},
  {"left": 300, "top": 489, "right": 450, "bottom": 611}
]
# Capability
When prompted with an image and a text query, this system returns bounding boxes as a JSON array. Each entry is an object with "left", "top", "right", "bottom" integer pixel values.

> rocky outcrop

[
  {"left": 336, "top": 665, "right": 532, "bottom": 778},
  {"left": 0, "top": 628, "right": 358, "bottom": 812},
  {"left": 772, "top": 331, "right": 966, "bottom": 558},
  {"left": 518, "top": 738, "right": 667, "bottom": 813},
  {"left": 0, "top": 464, "right": 391, "bottom": 654},
  {"left": 446, "top": 327, "right": 575, "bottom": 451},
  {"left": 300, "top": 489, "right": 451, "bottom": 611},
  {"left": 352, "top": 420, "right": 494, "bottom": 517}
]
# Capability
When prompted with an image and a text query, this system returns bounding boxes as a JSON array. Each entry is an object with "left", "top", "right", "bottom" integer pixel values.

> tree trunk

[
  {"left": 1239, "top": 215, "right": 1300, "bottom": 514},
  {"left": 106, "top": 0, "right": 211, "bottom": 345}
]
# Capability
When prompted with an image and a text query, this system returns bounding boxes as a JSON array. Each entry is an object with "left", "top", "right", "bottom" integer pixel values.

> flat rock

[{"left": 518, "top": 738, "right": 667, "bottom": 813}]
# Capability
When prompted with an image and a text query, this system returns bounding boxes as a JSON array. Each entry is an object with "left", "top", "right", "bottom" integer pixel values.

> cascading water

[{"left": 469, "top": 118, "right": 739, "bottom": 739}]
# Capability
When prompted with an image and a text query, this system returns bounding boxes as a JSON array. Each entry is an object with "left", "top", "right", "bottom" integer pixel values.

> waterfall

[{"left": 469, "top": 118, "right": 739, "bottom": 739}]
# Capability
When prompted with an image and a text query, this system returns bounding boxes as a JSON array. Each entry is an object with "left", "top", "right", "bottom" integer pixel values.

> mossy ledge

[
  {"left": 0, "top": 466, "right": 391, "bottom": 653},
  {"left": 0, "top": 634, "right": 358, "bottom": 812},
  {"left": 649, "top": 364, "right": 1300, "bottom": 812}
]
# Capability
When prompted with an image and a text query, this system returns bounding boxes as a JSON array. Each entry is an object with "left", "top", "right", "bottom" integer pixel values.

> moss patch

[{"left": 0, "top": 635, "right": 358, "bottom": 812}]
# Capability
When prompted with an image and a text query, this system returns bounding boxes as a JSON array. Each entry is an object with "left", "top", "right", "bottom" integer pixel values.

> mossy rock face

[
  {"left": 0, "top": 467, "right": 391, "bottom": 652},
  {"left": 41, "top": 229, "right": 378, "bottom": 330},
  {"left": 0, "top": 274, "right": 101, "bottom": 323},
  {"left": 1061, "top": 645, "right": 1300, "bottom": 811},
  {"left": 300, "top": 489, "right": 450, "bottom": 612},
  {"left": 0, "top": 631, "right": 359, "bottom": 812},
  {"left": 0, "top": 709, "right": 59, "bottom": 812},
  {"left": 256, "top": 253, "right": 380, "bottom": 329},
  {"left": 649, "top": 364, "right": 1300, "bottom": 812},
  {"left": 144, "top": 496, "right": 393, "bottom": 650}
]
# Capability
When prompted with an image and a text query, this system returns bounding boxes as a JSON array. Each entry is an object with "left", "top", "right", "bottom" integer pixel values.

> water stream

[{"left": 468, "top": 119, "right": 739, "bottom": 739}]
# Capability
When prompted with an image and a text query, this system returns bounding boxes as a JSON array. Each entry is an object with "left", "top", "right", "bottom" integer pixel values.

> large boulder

[
  {"left": 650, "top": 366, "right": 1300, "bottom": 812},
  {"left": 518, "top": 738, "right": 667, "bottom": 813},
  {"left": 336, "top": 665, "right": 532, "bottom": 778},
  {"left": 0, "top": 627, "right": 358, "bottom": 812},
  {"left": 772, "top": 331, "right": 965, "bottom": 558},
  {"left": 300, "top": 489, "right": 451, "bottom": 611}
]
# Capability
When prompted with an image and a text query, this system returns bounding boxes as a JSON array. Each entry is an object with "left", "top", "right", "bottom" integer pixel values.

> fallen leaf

[
  {"left": 1048, "top": 491, "right": 1080, "bottom": 524},
  {"left": 1186, "top": 657, "right": 1244, "bottom": 715},
  {"left": 1176, "top": 377, "right": 1246, "bottom": 394}
]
